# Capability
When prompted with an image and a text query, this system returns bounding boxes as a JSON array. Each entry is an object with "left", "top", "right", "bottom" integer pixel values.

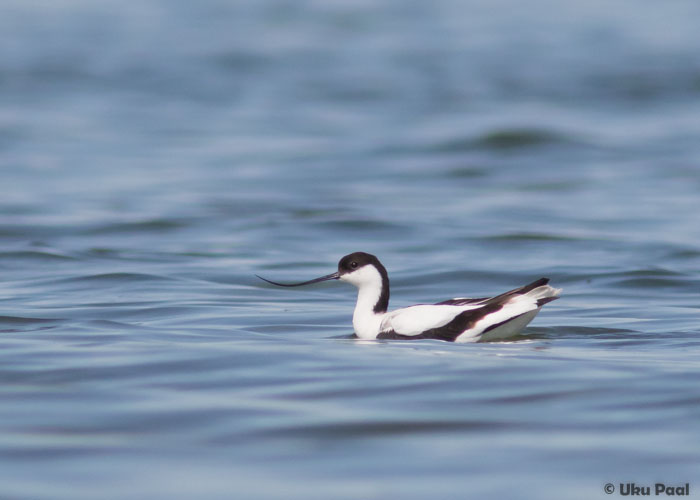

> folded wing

[{"left": 377, "top": 278, "right": 561, "bottom": 342}]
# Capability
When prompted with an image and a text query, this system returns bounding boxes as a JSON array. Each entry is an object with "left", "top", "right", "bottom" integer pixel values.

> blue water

[{"left": 2, "top": 1, "right": 700, "bottom": 498}]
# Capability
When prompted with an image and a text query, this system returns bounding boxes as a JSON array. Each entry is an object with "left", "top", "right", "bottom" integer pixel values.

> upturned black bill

[{"left": 256, "top": 272, "right": 340, "bottom": 287}]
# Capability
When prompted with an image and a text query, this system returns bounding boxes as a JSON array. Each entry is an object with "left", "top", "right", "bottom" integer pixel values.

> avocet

[{"left": 258, "top": 252, "right": 560, "bottom": 342}]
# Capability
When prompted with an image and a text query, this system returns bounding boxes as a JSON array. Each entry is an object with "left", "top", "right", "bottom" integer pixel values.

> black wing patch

[
  {"left": 536, "top": 296, "right": 558, "bottom": 307},
  {"left": 377, "top": 303, "right": 504, "bottom": 342},
  {"left": 435, "top": 297, "right": 489, "bottom": 306}
]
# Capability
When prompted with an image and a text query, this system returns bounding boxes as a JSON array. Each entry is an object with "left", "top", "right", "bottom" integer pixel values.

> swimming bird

[{"left": 257, "top": 252, "right": 561, "bottom": 342}]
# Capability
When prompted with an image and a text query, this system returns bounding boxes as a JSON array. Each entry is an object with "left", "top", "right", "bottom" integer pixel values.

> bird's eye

[{"left": 350, "top": 261, "right": 358, "bottom": 269}]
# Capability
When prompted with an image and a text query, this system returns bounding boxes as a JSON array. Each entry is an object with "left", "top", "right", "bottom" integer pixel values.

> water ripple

[
  {"left": 0, "top": 250, "right": 76, "bottom": 261},
  {"left": 81, "top": 219, "right": 191, "bottom": 235},
  {"left": 431, "top": 128, "right": 572, "bottom": 153},
  {"left": 57, "top": 273, "right": 176, "bottom": 284}
]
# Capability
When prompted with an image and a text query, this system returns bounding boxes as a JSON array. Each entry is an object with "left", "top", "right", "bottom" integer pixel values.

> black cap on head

[{"left": 338, "top": 252, "right": 383, "bottom": 275}]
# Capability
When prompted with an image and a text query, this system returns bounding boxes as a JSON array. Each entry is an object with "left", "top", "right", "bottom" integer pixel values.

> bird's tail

[{"left": 525, "top": 280, "right": 562, "bottom": 307}]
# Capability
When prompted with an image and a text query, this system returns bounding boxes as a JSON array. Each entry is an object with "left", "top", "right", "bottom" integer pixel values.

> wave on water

[
  {"left": 430, "top": 128, "right": 572, "bottom": 154},
  {"left": 81, "top": 219, "right": 191, "bottom": 235},
  {"left": 0, "top": 251, "right": 76, "bottom": 261},
  {"left": 0, "top": 315, "right": 63, "bottom": 333},
  {"left": 56, "top": 272, "right": 177, "bottom": 284}
]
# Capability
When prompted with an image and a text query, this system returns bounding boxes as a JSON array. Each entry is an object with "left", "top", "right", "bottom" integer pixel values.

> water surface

[{"left": 2, "top": 1, "right": 700, "bottom": 498}]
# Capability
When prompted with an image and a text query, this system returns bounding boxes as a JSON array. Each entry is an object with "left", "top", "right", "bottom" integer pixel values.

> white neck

[
  {"left": 339, "top": 265, "right": 387, "bottom": 339},
  {"left": 352, "top": 282, "right": 385, "bottom": 339}
]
